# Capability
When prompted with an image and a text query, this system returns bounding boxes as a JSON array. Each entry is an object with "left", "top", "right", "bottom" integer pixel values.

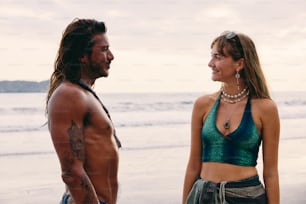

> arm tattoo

[
  {"left": 67, "top": 121, "right": 85, "bottom": 161},
  {"left": 62, "top": 150, "right": 74, "bottom": 175},
  {"left": 65, "top": 122, "right": 98, "bottom": 203},
  {"left": 81, "top": 174, "right": 99, "bottom": 203}
]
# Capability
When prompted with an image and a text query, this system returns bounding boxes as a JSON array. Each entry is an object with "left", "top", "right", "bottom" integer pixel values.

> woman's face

[{"left": 208, "top": 43, "right": 241, "bottom": 83}]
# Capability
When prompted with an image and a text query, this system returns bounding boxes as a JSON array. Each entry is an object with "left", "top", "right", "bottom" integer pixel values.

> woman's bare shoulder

[
  {"left": 194, "top": 92, "right": 219, "bottom": 108},
  {"left": 191, "top": 92, "right": 220, "bottom": 123},
  {"left": 252, "top": 98, "right": 278, "bottom": 113},
  {"left": 251, "top": 98, "right": 279, "bottom": 126}
]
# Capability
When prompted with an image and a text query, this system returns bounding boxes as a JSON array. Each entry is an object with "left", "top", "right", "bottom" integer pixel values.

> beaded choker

[
  {"left": 221, "top": 87, "right": 247, "bottom": 98},
  {"left": 221, "top": 87, "right": 249, "bottom": 104}
]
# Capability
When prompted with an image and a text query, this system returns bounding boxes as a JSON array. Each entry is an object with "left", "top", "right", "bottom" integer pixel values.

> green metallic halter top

[{"left": 201, "top": 95, "right": 261, "bottom": 166}]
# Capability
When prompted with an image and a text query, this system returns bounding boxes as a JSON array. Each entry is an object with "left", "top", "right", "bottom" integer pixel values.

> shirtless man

[{"left": 46, "top": 19, "right": 121, "bottom": 204}]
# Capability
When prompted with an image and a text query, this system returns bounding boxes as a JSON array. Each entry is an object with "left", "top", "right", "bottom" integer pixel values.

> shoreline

[
  {"left": 1, "top": 118, "right": 306, "bottom": 203},
  {"left": 0, "top": 137, "right": 305, "bottom": 203}
]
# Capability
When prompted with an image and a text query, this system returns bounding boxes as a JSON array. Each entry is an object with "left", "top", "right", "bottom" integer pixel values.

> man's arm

[{"left": 48, "top": 85, "right": 99, "bottom": 204}]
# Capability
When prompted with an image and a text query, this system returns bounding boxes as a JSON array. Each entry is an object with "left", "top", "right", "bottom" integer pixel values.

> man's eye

[{"left": 101, "top": 47, "right": 108, "bottom": 52}]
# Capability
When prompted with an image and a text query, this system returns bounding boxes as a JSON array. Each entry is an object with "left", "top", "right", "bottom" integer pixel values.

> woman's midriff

[{"left": 200, "top": 162, "right": 258, "bottom": 183}]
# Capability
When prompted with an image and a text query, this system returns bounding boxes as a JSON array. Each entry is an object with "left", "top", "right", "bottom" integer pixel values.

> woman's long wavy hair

[
  {"left": 211, "top": 32, "right": 270, "bottom": 99},
  {"left": 46, "top": 19, "right": 106, "bottom": 114}
]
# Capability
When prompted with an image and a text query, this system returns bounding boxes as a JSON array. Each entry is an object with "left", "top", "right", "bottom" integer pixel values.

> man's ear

[{"left": 80, "top": 55, "right": 88, "bottom": 63}]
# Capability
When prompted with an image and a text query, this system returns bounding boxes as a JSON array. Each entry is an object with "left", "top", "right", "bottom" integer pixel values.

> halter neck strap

[{"left": 77, "top": 80, "right": 122, "bottom": 148}]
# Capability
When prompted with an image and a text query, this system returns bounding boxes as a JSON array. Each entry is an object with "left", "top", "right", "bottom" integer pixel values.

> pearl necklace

[
  {"left": 221, "top": 88, "right": 249, "bottom": 129},
  {"left": 221, "top": 87, "right": 247, "bottom": 99},
  {"left": 221, "top": 90, "right": 249, "bottom": 104}
]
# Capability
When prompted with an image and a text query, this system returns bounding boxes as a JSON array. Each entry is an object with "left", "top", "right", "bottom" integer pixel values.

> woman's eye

[{"left": 211, "top": 54, "right": 220, "bottom": 60}]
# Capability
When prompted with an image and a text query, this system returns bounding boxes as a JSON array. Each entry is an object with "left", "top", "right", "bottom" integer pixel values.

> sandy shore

[{"left": 1, "top": 119, "right": 306, "bottom": 203}]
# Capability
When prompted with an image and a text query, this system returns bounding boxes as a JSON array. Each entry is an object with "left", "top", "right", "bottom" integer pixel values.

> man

[{"left": 46, "top": 19, "right": 121, "bottom": 204}]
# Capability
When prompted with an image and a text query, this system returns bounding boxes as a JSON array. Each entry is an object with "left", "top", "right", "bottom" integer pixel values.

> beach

[
  {"left": 0, "top": 121, "right": 306, "bottom": 203},
  {"left": 0, "top": 92, "right": 306, "bottom": 203}
]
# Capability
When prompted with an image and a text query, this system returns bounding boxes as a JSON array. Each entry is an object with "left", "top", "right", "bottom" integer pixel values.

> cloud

[{"left": 0, "top": 0, "right": 306, "bottom": 92}]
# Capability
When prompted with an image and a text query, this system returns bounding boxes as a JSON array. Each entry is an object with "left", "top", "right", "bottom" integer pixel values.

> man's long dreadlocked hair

[{"left": 46, "top": 19, "right": 106, "bottom": 114}]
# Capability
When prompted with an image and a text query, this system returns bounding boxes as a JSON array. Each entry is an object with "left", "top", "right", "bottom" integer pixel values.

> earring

[{"left": 235, "top": 70, "right": 240, "bottom": 91}]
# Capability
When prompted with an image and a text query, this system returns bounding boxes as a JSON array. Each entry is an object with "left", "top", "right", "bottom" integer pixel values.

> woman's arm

[
  {"left": 182, "top": 96, "right": 208, "bottom": 203},
  {"left": 261, "top": 99, "right": 280, "bottom": 204}
]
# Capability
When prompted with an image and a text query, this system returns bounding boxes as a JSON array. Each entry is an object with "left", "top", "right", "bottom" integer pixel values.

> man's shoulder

[
  {"left": 52, "top": 81, "right": 84, "bottom": 98},
  {"left": 48, "top": 81, "right": 88, "bottom": 110}
]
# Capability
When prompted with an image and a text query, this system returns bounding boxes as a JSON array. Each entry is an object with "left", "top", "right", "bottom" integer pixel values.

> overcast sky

[{"left": 0, "top": 0, "right": 305, "bottom": 93}]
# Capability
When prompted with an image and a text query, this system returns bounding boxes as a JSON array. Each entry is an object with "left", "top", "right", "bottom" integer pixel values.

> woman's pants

[{"left": 186, "top": 175, "right": 267, "bottom": 204}]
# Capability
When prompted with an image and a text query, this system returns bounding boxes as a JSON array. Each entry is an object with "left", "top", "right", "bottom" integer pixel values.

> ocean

[
  {"left": 0, "top": 91, "right": 306, "bottom": 157},
  {"left": 1, "top": 91, "right": 306, "bottom": 203}
]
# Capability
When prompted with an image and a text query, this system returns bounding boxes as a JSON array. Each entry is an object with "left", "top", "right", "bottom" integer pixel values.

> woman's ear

[{"left": 237, "top": 58, "right": 245, "bottom": 71}]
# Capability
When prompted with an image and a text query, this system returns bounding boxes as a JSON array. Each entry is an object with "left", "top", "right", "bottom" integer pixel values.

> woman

[{"left": 182, "top": 31, "right": 280, "bottom": 204}]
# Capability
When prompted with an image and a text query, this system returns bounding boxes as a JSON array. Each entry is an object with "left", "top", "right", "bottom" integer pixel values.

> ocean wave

[
  {"left": 0, "top": 120, "right": 188, "bottom": 133},
  {"left": 0, "top": 151, "right": 54, "bottom": 157},
  {"left": 1, "top": 111, "right": 306, "bottom": 133},
  {"left": 0, "top": 107, "right": 43, "bottom": 114},
  {"left": 1, "top": 99, "right": 306, "bottom": 115},
  {"left": 1, "top": 92, "right": 306, "bottom": 133},
  {"left": 115, "top": 119, "right": 188, "bottom": 127},
  {"left": 0, "top": 145, "right": 189, "bottom": 158},
  {"left": 0, "top": 126, "right": 47, "bottom": 133},
  {"left": 121, "top": 144, "right": 188, "bottom": 151}
]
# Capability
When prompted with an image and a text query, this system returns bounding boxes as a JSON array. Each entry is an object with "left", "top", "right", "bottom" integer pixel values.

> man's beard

[{"left": 89, "top": 61, "right": 109, "bottom": 78}]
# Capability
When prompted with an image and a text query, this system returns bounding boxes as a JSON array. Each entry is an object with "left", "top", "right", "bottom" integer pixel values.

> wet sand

[{"left": 0, "top": 119, "right": 305, "bottom": 203}]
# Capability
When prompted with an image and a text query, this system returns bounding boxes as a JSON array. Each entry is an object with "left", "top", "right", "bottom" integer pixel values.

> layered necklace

[
  {"left": 221, "top": 87, "right": 249, "bottom": 129},
  {"left": 221, "top": 87, "right": 249, "bottom": 104}
]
